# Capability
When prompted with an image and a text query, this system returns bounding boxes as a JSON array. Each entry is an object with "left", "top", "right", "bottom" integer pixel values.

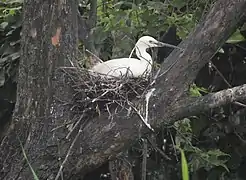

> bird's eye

[{"left": 149, "top": 40, "right": 154, "bottom": 43}]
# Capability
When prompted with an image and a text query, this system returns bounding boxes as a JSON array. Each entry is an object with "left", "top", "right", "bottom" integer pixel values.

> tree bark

[
  {"left": 0, "top": 0, "right": 246, "bottom": 179},
  {"left": 73, "top": 0, "right": 246, "bottom": 174},
  {"left": 78, "top": 0, "right": 98, "bottom": 55},
  {"left": 0, "top": 0, "right": 78, "bottom": 179}
]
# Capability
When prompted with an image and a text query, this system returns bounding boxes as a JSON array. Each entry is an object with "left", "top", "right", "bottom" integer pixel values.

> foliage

[
  {"left": 174, "top": 118, "right": 230, "bottom": 173},
  {"left": 226, "top": 29, "right": 246, "bottom": 44},
  {"left": 189, "top": 83, "right": 209, "bottom": 97},
  {"left": 19, "top": 139, "right": 39, "bottom": 180},
  {"left": 0, "top": 0, "right": 22, "bottom": 86},
  {"left": 179, "top": 147, "right": 190, "bottom": 180},
  {"left": 1, "top": 0, "right": 246, "bottom": 180},
  {"left": 94, "top": 0, "right": 213, "bottom": 58}
]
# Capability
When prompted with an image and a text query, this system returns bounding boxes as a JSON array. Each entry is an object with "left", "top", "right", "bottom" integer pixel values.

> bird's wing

[{"left": 90, "top": 58, "right": 142, "bottom": 77}]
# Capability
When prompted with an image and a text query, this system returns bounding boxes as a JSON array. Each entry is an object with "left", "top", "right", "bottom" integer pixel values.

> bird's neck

[{"left": 135, "top": 46, "right": 152, "bottom": 66}]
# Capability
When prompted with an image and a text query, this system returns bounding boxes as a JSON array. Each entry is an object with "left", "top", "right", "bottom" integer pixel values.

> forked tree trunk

[
  {"left": 0, "top": 1, "right": 79, "bottom": 179},
  {"left": 0, "top": 0, "right": 246, "bottom": 179}
]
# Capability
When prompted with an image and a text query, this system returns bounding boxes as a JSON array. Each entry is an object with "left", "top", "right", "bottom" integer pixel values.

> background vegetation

[{"left": 1, "top": 0, "right": 246, "bottom": 179}]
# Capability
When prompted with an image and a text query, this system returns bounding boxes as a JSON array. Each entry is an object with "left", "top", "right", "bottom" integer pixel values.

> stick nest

[{"left": 60, "top": 67, "right": 153, "bottom": 118}]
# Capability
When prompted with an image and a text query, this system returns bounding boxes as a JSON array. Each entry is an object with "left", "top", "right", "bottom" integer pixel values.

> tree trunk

[
  {"left": 71, "top": 0, "right": 246, "bottom": 173},
  {"left": 0, "top": 0, "right": 246, "bottom": 179},
  {"left": 0, "top": 0, "right": 78, "bottom": 179}
]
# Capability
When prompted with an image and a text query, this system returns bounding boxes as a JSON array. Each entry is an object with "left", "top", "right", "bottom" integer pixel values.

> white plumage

[{"left": 89, "top": 36, "right": 181, "bottom": 78}]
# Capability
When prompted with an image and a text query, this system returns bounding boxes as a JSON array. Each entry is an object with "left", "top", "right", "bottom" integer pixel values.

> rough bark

[
  {"left": 74, "top": 0, "right": 246, "bottom": 173},
  {"left": 0, "top": 0, "right": 78, "bottom": 179},
  {"left": 171, "top": 84, "right": 246, "bottom": 121},
  {"left": 78, "top": 0, "right": 98, "bottom": 55},
  {"left": 0, "top": 0, "right": 246, "bottom": 179}
]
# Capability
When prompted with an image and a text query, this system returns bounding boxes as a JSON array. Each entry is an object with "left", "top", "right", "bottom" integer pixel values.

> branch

[
  {"left": 78, "top": 0, "right": 97, "bottom": 54},
  {"left": 73, "top": 0, "right": 246, "bottom": 173},
  {"left": 77, "top": 14, "right": 89, "bottom": 43},
  {"left": 170, "top": 84, "right": 246, "bottom": 122},
  {"left": 149, "top": 0, "right": 246, "bottom": 127},
  {"left": 2, "top": 0, "right": 246, "bottom": 179}
]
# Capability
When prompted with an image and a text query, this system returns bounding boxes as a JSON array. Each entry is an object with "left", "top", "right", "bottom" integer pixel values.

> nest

[{"left": 60, "top": 66, "right": 154, "bottom": 119}]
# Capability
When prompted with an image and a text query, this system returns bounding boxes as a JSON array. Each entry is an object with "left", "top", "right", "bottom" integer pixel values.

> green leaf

[
  {"left": 0, "top": 52, "right": 20, "bottom": 64},
  {"left": 0, "top": 69, "right": 5, "bottom": 87},
  {"left": 147, "top": 1, "right": 168, "bottom": 11},
  {"left": 189, "top": 84, "right": 208, "bottom": 97},
  {"left": 218, "top": 48, "right": 224, "bottom": 53},
  {"left": 112, "top": 1, "right": 133, "bottom": 9},
  {"left": 19, "top": 140, "right": 39, "bottom": 180},
  {"left": 0, "top": 22, "right": 8, "bottom": 30},
  {"left": 4, "top": 0, "right": 23, "bottom": 3},
  {"left": 170, "top": 0, "right": 187, "bottom": 10},
  {"left": 9, "top": 9, "right": 16, "bottom": 16},
  {"left": 189, "top": 84, "right": 202, "bottom": 97},
  {"left": 179, "top": 148, "right": 189, "bottom": 180},
  {"left": 188, "top": 148, "right": 230, "bottom": 172},
  {"left": 226, "top": 29, "right": 245, "bottom": 44}
]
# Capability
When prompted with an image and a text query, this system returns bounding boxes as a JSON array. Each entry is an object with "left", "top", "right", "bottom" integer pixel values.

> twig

[
  {"left": 171, "top": 84, "right": 246, "bottom": 121},
  {"left": 146, "top": 136, "right": 171, "bottom": 160},
  {"left": 145, "top": 88, "right": 155, "bottom": 121},
  {"left": 55, "top": 124, "right": 83, "bottom": 180},
  {"left": 210, "top": 62, "right": 231, "bottom": 87},
  {"left": 169, "top": 131, "right": 178, "bottom": 161},
  {"left": 129, "top": 46, "right": 136, "bottom": 58},
  {"left": 234, "top": 101, "right": 246, "bottom": 108},
  {"left": 150, "top": 68, "right": 161, "bottom": 86},
  {"left": 141, "top": 138, "right": 147, "bottom": 180},
  {"left": 127, "top": 101, "right": 154, "bottom": 132},
  {"left": 61, "top": 65, "right": 155, "bottom": 132},
  {"left": 158, "top": 56, "right": 182, "bottom": 78},
  {"left": 86, "top": 49, "right": 103, "bottom": 63},
  {"left": 210, "top": 62, "right": 246, "bottom": 107},
  {"left": 66, "top": 114, "right": 84, "bottom": 139}
]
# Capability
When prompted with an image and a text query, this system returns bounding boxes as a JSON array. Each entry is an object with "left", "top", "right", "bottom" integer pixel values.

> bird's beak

[
  {"left": 155, "top": 41, "right": 183, "bottom": 51},
  {"left": 155, "top": 41, "right": 167, "bottom": 47}
]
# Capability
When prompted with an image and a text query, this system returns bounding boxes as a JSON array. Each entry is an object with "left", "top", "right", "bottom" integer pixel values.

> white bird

[{"left": 89, "top": 36, "right": 182, "bottom": 78}]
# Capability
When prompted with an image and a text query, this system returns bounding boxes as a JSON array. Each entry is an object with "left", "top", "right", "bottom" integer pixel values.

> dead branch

[
  {"left": 73, "top": 0, "right": 246, "bottom": 174},
  {"left": 170, "top": 84, "right": 246, "bottom": 122},
  {"left": 141, "top": 139, "right": 147, "bottom": 180},
  {"left": 1, "top": 0, "right": 246, "bottom": 179}
]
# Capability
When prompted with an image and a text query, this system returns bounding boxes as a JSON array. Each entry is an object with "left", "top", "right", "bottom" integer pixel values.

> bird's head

[
  {"left": 136, "top": 36, "right": 166, "bottom": 48},
  {"left": 136, "top": 36, "right": 183, "bottom": 51}
]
